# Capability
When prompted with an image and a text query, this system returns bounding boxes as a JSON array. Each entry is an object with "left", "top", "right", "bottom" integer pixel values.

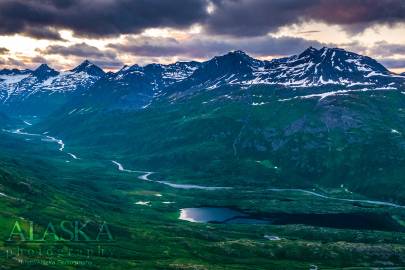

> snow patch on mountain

[
  {"left": 0, "top": 61, "right": 105, "bottom": 104},
  {"left": 174, "top": 47, "right": 403, "bottom": 92},
  {"left": 278, "top": 87, "right": 397, "bottom": 101}
]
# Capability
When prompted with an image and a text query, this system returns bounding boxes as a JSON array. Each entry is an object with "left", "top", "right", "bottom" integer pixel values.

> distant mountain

[
  {"left": 164, "top": 47, "right": 404, "bottom": 99},
  {"left": 32, "top": 64, "right": 59, "bottom": 81},
  {"left": 258, "top": 47, "right": 396, "bottom": 87},
  {"left": 71, "top": 61, "right": 201, "bottom": 110},
  {"left": 54, "top": 47, "right": 405, "bottom": 112},
  {"left": 0, "top": 61, "right": 105, "bottom": 115},
  {"left": 22, "top": 46, "right": 405, "bottom": 204},
  {"left": 1, "top": 47, "right": 404, "bottom": 115},
  {"left": 0, "top": 68, "right": 31, "bottom": 76},
  {"left": 71, "top": 60, "right": 105, "bottom": 77},
  {"left": 112, "top": 61, "right": 200, "bottom": 91},
  {"left": 164, "top": 51, "right": 259, "bottom": 95}
]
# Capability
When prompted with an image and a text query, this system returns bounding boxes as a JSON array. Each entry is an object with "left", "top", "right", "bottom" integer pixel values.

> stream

[{"left": 111, "top": 160, "right": 232, "bottom": 190}]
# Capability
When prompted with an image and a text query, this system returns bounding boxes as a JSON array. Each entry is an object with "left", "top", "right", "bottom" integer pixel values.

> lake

[
  {"left": 179, "top": 207, "right": 404, "bottom": 232},
  {"left": 179, "top": 207, "right": 271, "bottom": 224}
]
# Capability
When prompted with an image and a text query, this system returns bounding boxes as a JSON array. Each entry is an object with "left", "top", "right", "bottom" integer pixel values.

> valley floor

[{"left": 0, "top": 123, "right": 405, "bottom": 269}]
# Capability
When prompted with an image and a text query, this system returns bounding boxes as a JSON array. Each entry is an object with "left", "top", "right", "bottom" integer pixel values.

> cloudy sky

[{"left": 0, "top": 0, "right": 405, "bottom": 73}]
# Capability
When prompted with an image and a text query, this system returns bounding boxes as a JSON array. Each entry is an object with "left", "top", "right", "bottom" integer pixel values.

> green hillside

[{"left": 34, "top": 85, "right": 405, "bottom": 203}]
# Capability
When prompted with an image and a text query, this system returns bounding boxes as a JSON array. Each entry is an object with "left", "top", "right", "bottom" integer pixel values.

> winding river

[
  {"left": 111, "top": 160, "right": 232, "bottom": 190},
  {"left": 5, "top": 122, "right": 404, "bottom": 210},
  {"left": 268, "top": 188, "right": 405, "bottom": 209},
  {"left": 4, "top": 122, "right": 80, "bottom": 160}
]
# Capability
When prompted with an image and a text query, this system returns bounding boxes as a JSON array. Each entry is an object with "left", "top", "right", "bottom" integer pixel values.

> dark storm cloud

[
  {"left": 207, "top": 0, "right": 405, "bottom": 36},
  {"left": 107, "top": 37, "right": 190, "bottom": 57},
  {"left": 369, "top": 42, "right": 405, "bottom": 57},
  {"left": 0, "top": 0, "right": 209, "bottom": 38},
  {"left": 309, "top": 0, "right": 405, "bottom": 25},
  {"left": 206, "top": 0, "right": 308, "bottom": 36},
  {"left": 0, "top": 0, "right": 404, "bottom": 38},
  {"left": 40, "top": 43, "right": 117, "bottom": 58},
  {"left": 0, "top": 57, "right": 30, "bottom": 68},
  {"left": 39, "top": 43, "right": 123, "bottom": 69},
  {"left": 378, "top": 58, "right": 405, "bottom": 69},
  {"left": 23, "top": 27, "right": 63, "bottom": 40},
  {"left": 29, "top": 55, "right": 50, "bottom": 65},
  {"left": 108, "top": 35, "right": 327, "bottom": 58},
  {"left": 89, "top": 59, "right": 124, "bottom": 69}
]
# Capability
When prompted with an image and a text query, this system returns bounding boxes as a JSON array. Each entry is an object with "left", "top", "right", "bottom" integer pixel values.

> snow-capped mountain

[
  {"left": 40, "top": 61, "right": 105, "bottom": 92},
  {"left": 255, "top": 47, "right": 402, "bottom": 87},
  {"left": 165, "top": 47, "right": 404, "bottom": 96},
  {"left": 0, "top": 61, "right": 105, "bottom": 115},
  {"left": 71, "top": 60, "right": 105, "bottom": 77},
  {"left": 113, "top": 61, "right": 200, "bottom": 89},
  {"left": 0, "top": 70, "right": 33, "bottom": 101},
  {"left": 0, "top": 61, "right": 105, "bottom": 103},
  {"left": 0, "top": 47, "right": 403, "bottom": 114},
  {"left": 0, "top": 68, "right": 31, "bottom": 76},
  {"left": 164, "top": 50, "right": 259, "bottom": 94},
  {"left": 32, "top": 64, "right": 59, "bottom": 80},
  {"left": 75, "top": 61, "right": 201, "bottom": 110}
]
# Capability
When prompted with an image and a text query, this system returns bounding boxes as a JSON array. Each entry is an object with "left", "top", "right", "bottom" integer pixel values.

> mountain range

[
  {"left": 0, "top": 60, "right": 105, "bottom": 115},
  {"left": 0, "top": 45, "right": 404, "bottom": 270},
  {"left": 0, "top": 47, "right": 404, "bottom": 115},
  {"left": 0, "top": 47, "right": 404, "bottom": 203},
  {"left": 1, "top": 46, "right": 397, "bottom": 204}
]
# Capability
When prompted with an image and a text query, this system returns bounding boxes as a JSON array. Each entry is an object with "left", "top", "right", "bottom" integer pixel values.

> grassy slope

[
  {"left": 0, "top": 84, "right": 403, "bottom": 268},
  {"left": 0, "top": 125, "right": 405, "bottom": 269},
  {"left": 34, "top": 85, "right": 405, "bottom": 203}
]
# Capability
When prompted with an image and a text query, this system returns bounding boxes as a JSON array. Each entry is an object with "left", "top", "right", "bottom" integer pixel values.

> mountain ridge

[
  {"left": 1, "top": 47, "right": 403, "bottom": 92},
  {"left": 0, "top": 60, "right": 106, "bottom": 115},
  {"left": 1, "top": 47, "right": 404, "bottom": 115},
  {"left": 17, "top": 47, "right": 405, "bottom": 207}
]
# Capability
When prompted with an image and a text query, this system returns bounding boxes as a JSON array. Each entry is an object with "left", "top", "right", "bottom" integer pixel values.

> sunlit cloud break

[{"left": 0, "top": 0, "right": 404, "bottom": 73}]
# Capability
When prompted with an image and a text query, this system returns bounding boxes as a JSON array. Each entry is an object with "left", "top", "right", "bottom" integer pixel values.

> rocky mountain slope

[
  {"left": 2, "top": 47, "right": 404, "bottom": 115},
  {"left": 26, "top": 48, "right": 405, "bottom": 204},
  {"left": 164, "top": 47, "right": 404, "bottom": 100},
  {"left": 0, "top": 61, "right": 105, "bottom": 115}
]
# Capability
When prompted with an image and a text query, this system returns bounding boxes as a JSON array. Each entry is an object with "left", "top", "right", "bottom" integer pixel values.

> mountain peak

[
  {"left": 118, "top": 64, "right": 143, "bottom": 74},
  {"left": 298, "top": 46, "right": 320, "bottom": 58},
  {"left": 210, "top": 50, "right": 256, "bottom": 66},
  {"left": 75, "top": 59, "right": 92, "bottom": 69},
  {"left": 229, "top": 50, "right": 248, "bottom": 56},
  {"left": 33, "top": 64, "right": 59, "bottom": 79},
  {"left": 224, "top": 50, "right": 254, "bottom": 60},
  {"left": 300, "top": 46, "right": 353, "bottom": 59},
  {"left": 71, "top": 60, "right": 105, "bottom": 77},
  {"left": 35, "top": 63, "right": 54, "bottom": 72},
  {"left": 319, "top": 47, "right": 350, "bottom": 54}
]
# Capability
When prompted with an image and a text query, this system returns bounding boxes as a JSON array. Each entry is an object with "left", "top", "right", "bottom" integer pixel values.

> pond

[
  {"left": 179, "top": 207, "right": 270, "bottom": 224},
  {"left": 179, "top": 207, "right": 404, "bottom": 232}
]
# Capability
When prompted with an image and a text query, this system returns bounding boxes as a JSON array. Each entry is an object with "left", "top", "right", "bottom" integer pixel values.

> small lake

[
  {"left": 179, "top": 207, "right": 404, "bottom": 232},
  {"left": 179, "top": 207, "right": 270, "bottom": 224}
]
